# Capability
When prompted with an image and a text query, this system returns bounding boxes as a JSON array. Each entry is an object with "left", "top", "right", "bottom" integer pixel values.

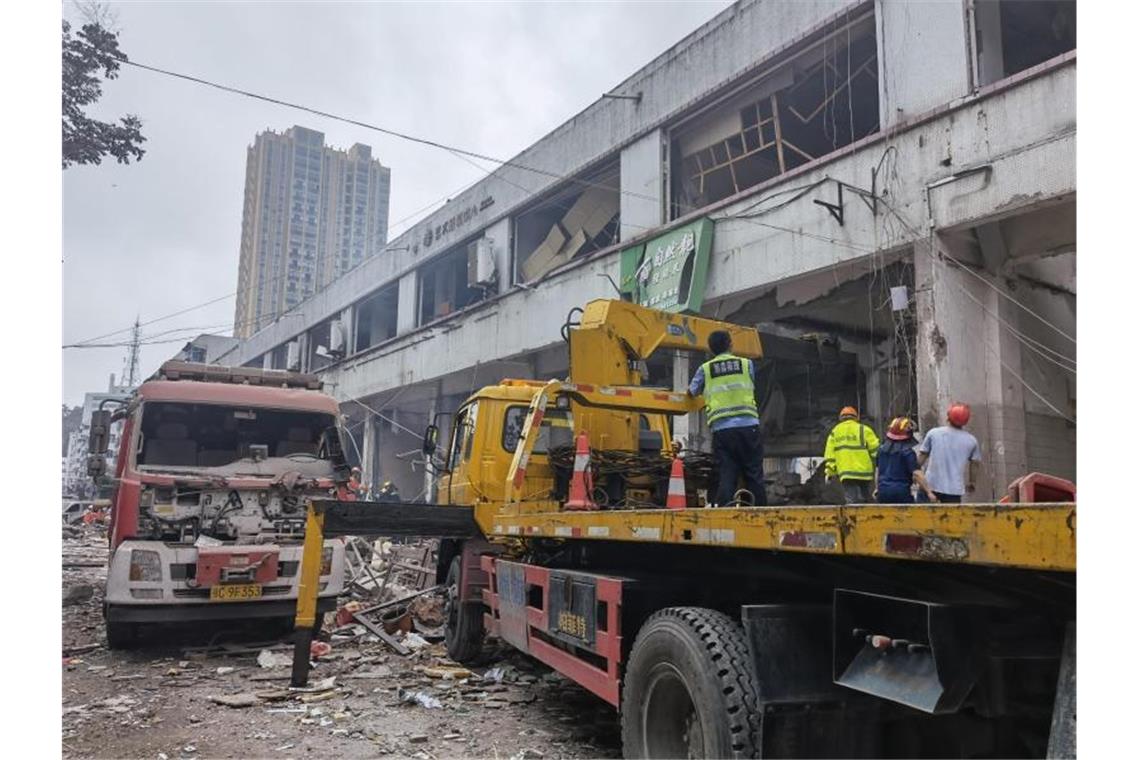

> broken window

[
  {"left": 354, "top": 284, "right": 399, "bottom": 353},
  {"left": 669, "top": 13, "right": 879, "bottom": 219},
  {"left": 136, "top": 402, "right": 337, "bottom": 469},
  {"left": 418, "top": 240, "right": 485, "bottom": 325},
  {"left": 974, "top": 0, "right": 1075, "bottom": 86},
  {"left": 514, "top": 162, "right": 620, "bottom": 283}
]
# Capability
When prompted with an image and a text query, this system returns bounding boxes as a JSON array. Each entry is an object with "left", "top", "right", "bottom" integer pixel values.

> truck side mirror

[
  {"left": 86, "top": 410, "right": 111, "bottom": 478},
  {"left": 423, "top": 424, "right": 439, "bottom": 457}
]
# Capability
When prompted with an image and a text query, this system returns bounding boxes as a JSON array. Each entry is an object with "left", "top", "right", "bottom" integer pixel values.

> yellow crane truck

[{"left": 290, "top": 299, "right": 1076, "bottom": 759}]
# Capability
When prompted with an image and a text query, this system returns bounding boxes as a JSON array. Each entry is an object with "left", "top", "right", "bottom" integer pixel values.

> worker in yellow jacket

[{"left": 824, "top": 407, "right": 880, "bottom": 504}]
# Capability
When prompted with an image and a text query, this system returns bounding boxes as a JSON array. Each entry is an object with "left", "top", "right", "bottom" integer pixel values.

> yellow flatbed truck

[{"left": 292, "top": 300, "right": 1075, "bottom": 759}]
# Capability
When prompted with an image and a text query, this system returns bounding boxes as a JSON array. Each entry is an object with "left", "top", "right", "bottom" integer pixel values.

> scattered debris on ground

[{"left": 62, "top": 525, "right": 620, "bottom": 758}]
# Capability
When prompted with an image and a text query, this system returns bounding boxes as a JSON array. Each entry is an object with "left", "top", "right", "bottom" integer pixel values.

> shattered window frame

[
  {"left": 512, "top": 160, "right": 621, "bottom": 285},
  {"left": 668, "top": 11, "right": 880, "bottom": 220}
]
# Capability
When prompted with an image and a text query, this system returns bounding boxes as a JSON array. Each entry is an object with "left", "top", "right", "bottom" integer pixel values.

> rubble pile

[{"left": 62, "top": 525, "right": 620, "bottom": 758}]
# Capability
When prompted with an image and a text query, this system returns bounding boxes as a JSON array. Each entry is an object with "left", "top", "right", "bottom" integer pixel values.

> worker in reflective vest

[
  {"left": 824, "top": 407, "right": 880, "bottom": 504},
  {"left": 688, "top": 330, "right": 767, "bottom": 507}
]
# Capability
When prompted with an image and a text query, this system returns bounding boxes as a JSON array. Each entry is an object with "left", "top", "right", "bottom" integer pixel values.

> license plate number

[{"left": 210, "top": 583, "right": 262, "bottom": 601}]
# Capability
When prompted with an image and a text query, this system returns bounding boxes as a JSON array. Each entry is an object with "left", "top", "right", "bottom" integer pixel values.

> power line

[
  {"left": 873, "top": 194, "right": 1077, "bottom": 345},
  {"left": 114, "top": 53, "right": 656, "bottom": 205}
]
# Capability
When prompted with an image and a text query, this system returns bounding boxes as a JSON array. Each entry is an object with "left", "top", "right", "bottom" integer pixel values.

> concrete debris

[
  {"left": 256, "top": 650, "right": 292, "bottom": 669},
  {"left": 409, "top": 595, "right": 445, "bottom": 627},
  {"left": 62, "top": 528, "right": 623, "bottom": 758},
  {"left": 409, "top": 734, "right": 430, "bottom": 744},
  {"left": 398, "top": 688, "right": 443, "bottom": 709},
  {"left": 399, "top": 632, "right": 431, "bottom": 651},
  {"left": 209, "top": 693, "right": 260, "bottom": 708},
  {"left": 422, "top": 665, "right": 473, "bottom": 680},
  {"left": 287, "top": 676, "right": 336, "bottom": 695},
  {"left": 63, "top": 584, "right": 95, "bottom": 607}
]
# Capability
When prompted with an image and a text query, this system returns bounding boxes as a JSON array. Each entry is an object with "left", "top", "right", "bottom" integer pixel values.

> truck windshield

[{"left": 136, "top": 402, "right": 337, "bottom": 469}]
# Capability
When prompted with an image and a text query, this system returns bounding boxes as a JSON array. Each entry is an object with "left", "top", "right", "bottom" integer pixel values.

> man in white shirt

[{"left": 917, "top": 403, "right": 982, "bottom": 503}]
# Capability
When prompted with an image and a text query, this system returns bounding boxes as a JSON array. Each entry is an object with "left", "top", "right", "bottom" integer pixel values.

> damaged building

[{"left": 217, "top": 0, "right": 1076, "bottom": 502}]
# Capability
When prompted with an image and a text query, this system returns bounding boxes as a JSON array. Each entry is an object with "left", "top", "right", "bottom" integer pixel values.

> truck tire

[
  {"left": 444, "top": 556, "right": 484, "bottom": 663},
  {"left": 622, "top": 607, "right": 760, "bottom": 759},
  {"left": 105, "top": 620, "right": 138, "bottom": 650}
]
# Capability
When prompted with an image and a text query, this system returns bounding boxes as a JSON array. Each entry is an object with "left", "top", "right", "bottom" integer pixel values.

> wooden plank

[
  {"left": 770, "top": 94, "right": 787, "bottom": 174},
  {"left": 351, "top": 611, "right": 410, "bottom": 655}
]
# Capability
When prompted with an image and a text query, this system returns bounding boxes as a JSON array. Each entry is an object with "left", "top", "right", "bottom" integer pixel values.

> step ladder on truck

[{"left": 290, "top": 299, "right": 1076, "bottom": 759}]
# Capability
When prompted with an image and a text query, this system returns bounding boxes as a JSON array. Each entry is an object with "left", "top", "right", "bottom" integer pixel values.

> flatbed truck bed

[{"left": 291, "top": 498, "right": 1075, "bottom": 758}]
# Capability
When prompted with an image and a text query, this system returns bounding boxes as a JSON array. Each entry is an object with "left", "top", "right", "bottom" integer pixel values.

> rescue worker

[
  {"left": 875, "top": 417, "right": 936, "bottom": 504},
  {"left": 688, "top": 330, "right": 767, "bottom": 506},
  {"left": 377, "top": 480, "right": 401, "bottom": 503},
  {"left": 337, "top": 467, "right": 363, "bottom": 501},
  {"left": 917, "top": 402, "right": 981, "bottom": 503},
  {"left": 824, "top": 407, "right": 880, "bottom": 503}
]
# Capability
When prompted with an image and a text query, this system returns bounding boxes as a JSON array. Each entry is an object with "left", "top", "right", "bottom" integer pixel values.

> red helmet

[
  {"left": 947, "top": 403, "right": 971, "bottom": 427},
  {"left": 886, "top": 417, "right": 915, "bottom": 441}
]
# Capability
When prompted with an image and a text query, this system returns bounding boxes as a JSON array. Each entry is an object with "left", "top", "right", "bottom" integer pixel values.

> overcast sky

[{"left": 62, "top": 0, "right": 731, "bottom": 405}]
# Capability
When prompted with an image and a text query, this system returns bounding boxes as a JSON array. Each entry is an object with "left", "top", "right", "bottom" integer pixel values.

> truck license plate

[{"left": 209, "top": 583, "right": 262, "bottom": 601}]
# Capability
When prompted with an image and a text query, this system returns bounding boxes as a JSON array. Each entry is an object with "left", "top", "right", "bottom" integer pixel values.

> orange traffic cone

[
  {"left": 564, "top": 433, "right": 597, "bottom": 511},
  {"left": 665, "top": 456, "right": 687, "bottom": 510}
]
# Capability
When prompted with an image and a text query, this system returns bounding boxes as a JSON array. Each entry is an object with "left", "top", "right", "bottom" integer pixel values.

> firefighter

[
  {"left": 876, "top": 417, "right": 936, "bottom": 504},
  {"left": 377, "top": 480, "right": 400, "bottom": 503},
  {"left": 688, "top": 330, "right": 767, "bottom": 506},
  {"left": 824, "top": 407, "right": 880, "bottom": 503}
]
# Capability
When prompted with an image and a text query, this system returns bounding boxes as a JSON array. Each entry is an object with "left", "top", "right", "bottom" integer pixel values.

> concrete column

[
  {"left": 914, "top": 236, "right": 1028, "bottom": 499},
  {"left": 423, "top": 388, "right": 440, "bottom": 501},
  {"left": 671, "top": 352, "right": 699, "bottom": 448},
  {"left": 361, "top": 414, "right": 377, "bottom": 496},
  {"left": 397, "top": 271, "right": 418, "bottom": 333},
  {"left": 340, "top": 305, "right": 355, "bottom": 356},
  {"left": 876, "top": 0, "right": 972, "bottom": 128},
  {"left": 620, "top": 129, "right": 665, "bottom": 240}
]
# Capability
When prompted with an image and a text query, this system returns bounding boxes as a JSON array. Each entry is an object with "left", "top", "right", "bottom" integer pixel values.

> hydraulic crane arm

[{"left": 568, "top": 299, "right": 762, "bottom": 387}]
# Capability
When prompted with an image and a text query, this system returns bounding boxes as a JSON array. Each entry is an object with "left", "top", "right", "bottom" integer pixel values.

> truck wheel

[
  {"left": 444, "top": 556, "right": 484, "bottom": 663},
  {"left": 105, "top": 620, "right": 138, "bottom": 650},
  {"left": 622, "top": 607, "right": 760, "bottom": 759}
]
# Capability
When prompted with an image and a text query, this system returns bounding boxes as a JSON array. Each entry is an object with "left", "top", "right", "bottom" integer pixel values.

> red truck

[{"left": 87, "top": 361, "right": 350, "bottom": 647}]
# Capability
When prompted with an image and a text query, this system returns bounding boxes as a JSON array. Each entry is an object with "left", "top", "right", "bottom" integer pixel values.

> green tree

[{"left": 62, "top": 19, "right": 146, "bottom": 169}]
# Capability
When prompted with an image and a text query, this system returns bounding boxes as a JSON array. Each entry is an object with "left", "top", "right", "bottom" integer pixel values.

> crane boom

[{"left": 568, "top": 299, "right": 762, "bottom": 387}]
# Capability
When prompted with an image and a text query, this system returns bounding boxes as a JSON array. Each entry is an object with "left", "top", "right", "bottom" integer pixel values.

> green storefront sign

[{"left": 619, "top": 218, "right": 713, "bottom": 314}]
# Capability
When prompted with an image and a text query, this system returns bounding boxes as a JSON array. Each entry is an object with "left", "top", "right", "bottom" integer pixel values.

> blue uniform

[{"left": 876, "top": 439, "right": 919, "bottom": 503}]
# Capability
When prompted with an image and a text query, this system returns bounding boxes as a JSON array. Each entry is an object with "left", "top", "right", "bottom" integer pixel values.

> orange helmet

[
  {"left": 839, "top": 406, "right": 859, "bottom": 420},
  {"left": 886, "top": 417, "right": 915, "bottom": 441},
  {"left": 947, "top": 403, "right": 971, "bottom": 427}
]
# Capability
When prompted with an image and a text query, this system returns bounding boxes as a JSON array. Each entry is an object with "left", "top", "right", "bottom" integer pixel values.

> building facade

[
  {"left": 232, "top": 126, "right": 392, "bottom": 338},
  {"left": 218, "top": 0, "right": 1076, "bottom": 502}
]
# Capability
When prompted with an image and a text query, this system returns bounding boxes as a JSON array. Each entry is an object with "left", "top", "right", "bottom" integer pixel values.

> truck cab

[
  {"left": 91, "top": 362, "right": 349, "bottom": 647},
  {"left": 434, "top": 379, "right": 673, "bottom": 507}
]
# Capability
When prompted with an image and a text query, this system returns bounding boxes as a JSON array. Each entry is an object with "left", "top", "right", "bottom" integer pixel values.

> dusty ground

[{"left": 62, "top": 528, "right": 621, "bottom": 760}]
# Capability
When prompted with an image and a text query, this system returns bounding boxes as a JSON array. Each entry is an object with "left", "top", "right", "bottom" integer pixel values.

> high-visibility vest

[
  {"left": 701, "top": 353, "right": 758, "bottom": 425},
  {"left": 824, "top": 419, "right": 880, "bottom": 481}
]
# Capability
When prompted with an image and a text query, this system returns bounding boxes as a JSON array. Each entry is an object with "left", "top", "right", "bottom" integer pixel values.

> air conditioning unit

[
  {"left": 467, "top": 237, "right": 497, "bottom": 288},
  {"left": 286, "top": 340, "right": 301, "bottom": 371}
]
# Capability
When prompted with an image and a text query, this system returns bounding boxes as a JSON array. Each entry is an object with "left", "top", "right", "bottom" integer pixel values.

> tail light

[
  {"left": 129, "top": 549, "right": 162, "bottom": 581},
  {"left": 320, "top": 546, "right": 333, "bottom": 576}
]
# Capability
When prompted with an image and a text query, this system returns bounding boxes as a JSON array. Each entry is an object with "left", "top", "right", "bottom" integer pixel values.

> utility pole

[{"left": 124, "top": 317, "right": 141, "bottom": 387}]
